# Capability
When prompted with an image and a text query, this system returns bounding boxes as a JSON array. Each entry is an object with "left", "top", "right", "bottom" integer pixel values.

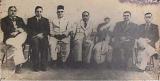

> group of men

[{"left": 1, "top": 5, "right": 159, "bottom": 74}]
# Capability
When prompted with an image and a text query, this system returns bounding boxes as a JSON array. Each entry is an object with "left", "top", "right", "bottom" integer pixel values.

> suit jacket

[
  {"left": 113, "top": 21, "right": 138, "bottom": 48},
  {"left": 27, "top": 16, "right": 50, "bottom": 38},
  {"left": 1, "top": 16, "right": 26, "bottom": 43},
  {"left": 138, "top": 23, "right": 159, "bottom": 48},
  {"left": 74, "top": 19, "right": 95, "bottom": 41}
]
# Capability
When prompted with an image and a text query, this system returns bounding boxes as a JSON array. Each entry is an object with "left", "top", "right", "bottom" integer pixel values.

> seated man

[
  {"left": 49, "top": 5, "right": 71, "bottom": 67},
  {"left": 1, "top": 6, "right": 27, "bottom": 73},
  {"left": 27, "top": 6, "right": 50, "bottom": 71},
  {"left": 93, "top": 17, "right": 112, "bottom": 65},
  {"left": 135, "top": 12, "right": 159, "bottom": 71}
]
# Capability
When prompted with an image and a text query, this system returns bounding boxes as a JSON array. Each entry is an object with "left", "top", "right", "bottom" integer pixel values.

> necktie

[
  {"left": 145, "top": 23, "right": 150, "bottom": 31},
  {"left": 84, "top": 22, "right": 87, "bottom": 28},
  {"left": 124, "top": 22, "right": 128, "bottom": 30}
]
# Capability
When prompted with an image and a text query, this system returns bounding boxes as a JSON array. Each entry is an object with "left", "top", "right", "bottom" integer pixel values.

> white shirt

[{"left": 50, "top": 17, "right": 70, "bottom": 35}]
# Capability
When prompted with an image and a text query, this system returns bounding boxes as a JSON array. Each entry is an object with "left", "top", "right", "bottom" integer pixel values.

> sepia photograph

[{"left": 0, "top": 0, "right": 160, "bottom": 80}]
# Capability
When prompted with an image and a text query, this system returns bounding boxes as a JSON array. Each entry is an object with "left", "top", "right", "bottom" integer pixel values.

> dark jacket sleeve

[
  {"left": 26, "top": 18, "right": 35, "bottom": 36},
  {"left": 18, "top": 17, "right": 26, "bottom": 31},
  {"left": 1, "top": 19, "right": 8, "bottom": 43},
  {"left": 153, "top": 25, "right": 159, "bottom": 43},
  {"left": 43, "top": 18, "right": 50, "bottom": 36}
]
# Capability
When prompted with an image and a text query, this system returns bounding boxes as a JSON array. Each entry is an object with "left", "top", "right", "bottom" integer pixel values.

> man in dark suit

[
  {"left": 138, "top": 12, "right": 159, "bottom": 48},
  {"left": 1, "top": 6, "right": 27, "bottom": 73},
  {"left": 27, "top": 6, "right": 50, "bottom": 71},
  {"left": 135, "top": 12, "right": 159, "bottom": 71},
  {"left": 112, "top": 11, "right": 138, "bottom": 69}
]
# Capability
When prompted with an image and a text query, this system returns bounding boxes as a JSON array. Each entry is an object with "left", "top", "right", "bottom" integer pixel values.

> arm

[
  {"left": 27, "top": 18, "right": 36, "bottom": 37},
  {"left": 43, "top": 19, "right": 50, "bottom": 36},
  {"left": 16, "top": 18, "right": 26, "bottom": 33},
  {"left": 153, "top": 25, "right": 159, "bottom": 43}
]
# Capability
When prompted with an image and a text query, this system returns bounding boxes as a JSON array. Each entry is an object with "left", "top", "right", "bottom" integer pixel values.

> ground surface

[{"left": 1, "top": 62, "right": 156, "bottom": 80}]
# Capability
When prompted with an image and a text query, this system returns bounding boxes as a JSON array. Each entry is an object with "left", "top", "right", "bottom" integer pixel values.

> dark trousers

[
  {"left": 31, "top": 37, "right": 49, "bottom": 70},
  {"left": 112, "top": 47, "right": 133, "bottom": 69}
]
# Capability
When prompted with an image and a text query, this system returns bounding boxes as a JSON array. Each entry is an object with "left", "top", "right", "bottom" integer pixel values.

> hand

[
  {"left": 36, "top": 33, "right": 44, "bottom": 39},
  {"left": 11, "top": 32, "right": 18, "bottom": 36},
  {"left": 62, "top": 31, "right": 68, "bottom": 36},
  {"left": 16, "top": 28, "right": 24, "bottom": 32},
  {"left": 121, "top": 36, "right": 126, "bottom": 41},
  {"left": 108, "top": 45, "right": 112, "bottom": 51},
  {"left": 121, "top": 36, "right": 130, "bottom": 41},
  {"left": 86, "top": 40, "right": 92, "bottom": 44},
  {"left": 145, "top": 38, "right": 151, "bottom": 43}
]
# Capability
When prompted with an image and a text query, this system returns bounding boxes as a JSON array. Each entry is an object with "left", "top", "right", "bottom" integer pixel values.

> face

[
  {"left": 57, "top": 9, "right": 64, "bottom": 18},
  {"left": 123, "top": 12, "right": 131, "bottom": 22},
  {"left": 104, "top": 18, "right": 110, "bottom": 24},
  {"left": 8, "top": 7, "right": 17, "bottom": 17},
  {"left": 35, "top": 8, "right": 43, "bottom": 17},
  {"left": 145, "top": 14, "right": 152, "bottom": 23},
  {"left": 82, "top": 12, "right": 89, "bottom": 22}
]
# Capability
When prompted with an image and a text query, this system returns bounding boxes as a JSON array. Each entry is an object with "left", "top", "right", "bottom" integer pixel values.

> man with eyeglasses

[
  {"left": 112, "top": 11, "right": 138, "bottom": 70},
  {"left": 27, "top": 6, "right": 50, "bottom": 71},
  {"left": 49, "top": 5, "right": 71, "bottom": 68},
  {"left": 135, "top": 12, "right": 159, "bottom": 72},
  {"left": 1, "top": 6, "right": 27, "bottom": 73}
]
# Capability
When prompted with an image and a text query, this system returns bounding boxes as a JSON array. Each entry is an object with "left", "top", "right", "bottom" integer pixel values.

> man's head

[
  {"left": 82, "top": 11, "right": 90, "bottom": 22},
  {"left": 57, "top": 5, "right": 64, "bottom": 18},
  {"left": 35, "top": 6, "right": 43, "bottom": 17},
  {"left": 8, "top": 6, "right": 17, "bottom": 18},
  {"left": 104, "top": 17, "right": 110, "bottom": 24},
  {"left": 123, "top": 11, "right": 131, "bottom": 22},
  {"left": 144, "top": 12, "right": 152, "bottom": 23}
]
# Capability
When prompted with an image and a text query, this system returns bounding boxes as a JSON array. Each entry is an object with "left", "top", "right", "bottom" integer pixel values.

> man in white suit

[{"left": 72, "top": 11, "right": 95, "bottom": 67}]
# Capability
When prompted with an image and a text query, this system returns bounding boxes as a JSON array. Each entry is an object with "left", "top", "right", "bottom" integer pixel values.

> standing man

[
  {"left": 50, "top": 5, "right": 71, "bottom": 67},
  {"left": 73, "top": 11, "right": 95, "bottom": 67},
  {"left": 27, "top": 6, "right": 50, "bottom": 71},
  {"left": 1, "top": 6, "right": 27, "bottom": 73},
  {"left": 112, "top": 11, "right": 138, "bottom": 70},
  {"left": 136, "top": 12, "right": 159, "bottom": 71}
]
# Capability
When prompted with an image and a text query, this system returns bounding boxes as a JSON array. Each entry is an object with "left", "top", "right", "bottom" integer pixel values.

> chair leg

[{"left": 1, "top": 53, "right": 6, "bottom": 64}]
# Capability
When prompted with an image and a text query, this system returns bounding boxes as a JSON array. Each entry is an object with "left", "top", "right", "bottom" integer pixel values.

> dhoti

[
  {"left": 6, "top": 32, "right": 27, "bottom": 65},
  {"left": 135, "top": 38, "right": 158, "bottom": 70},
  {"left": 93, "top": 40, "right": 112, "bottom": 64}
]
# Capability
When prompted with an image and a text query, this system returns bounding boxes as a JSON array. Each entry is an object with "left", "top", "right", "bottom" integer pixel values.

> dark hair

[
  {"left": 8, "top": 6, "right": 17, "bottom": 11},
  {"left": 35, "top": 6, "right": 43, "bottom": 12},
  {"left": 57, "top": 5, "right": 64, "bottom": 10},
  {"left": 104, "top": 17, "right": 110, "bottom": 20},
  {"left": 123, "top": 11, "right": 131, "bottom": 16},
  {"left": 145, "top": 12, "right": 152, "bottom": 16},
  {"left": 82, "top": 11, "right": 90, "bottom": 16}
]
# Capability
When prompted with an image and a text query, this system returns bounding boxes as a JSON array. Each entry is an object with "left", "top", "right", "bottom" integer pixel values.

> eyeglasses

[
  {"left": 36, "top": 11, "right": 42, "bottom": 13},
  {"left": 145, "top": 16, "right": 152, "bottom": 18},
  {"left": 10, "top": 10, "right": 17, "bottom": 12},
  {"left": 123, "top": 15, "right": 130, "bottom": 16},
  {"left": 83, "top": 15, "right": 89, "bottom": 17},
  {"left": 57, "top": 11, "right": 64, "bottom": 13}
]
